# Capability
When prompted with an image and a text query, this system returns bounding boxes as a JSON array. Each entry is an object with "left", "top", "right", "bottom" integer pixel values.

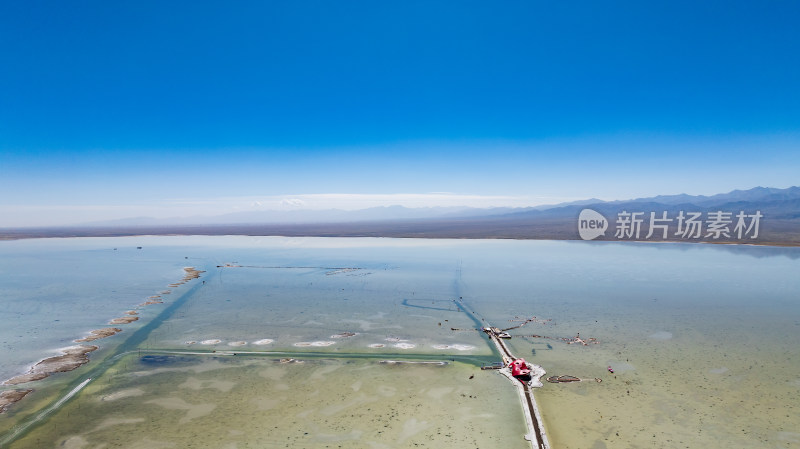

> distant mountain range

[
  {"left": 496, "top": 185, "right": 800, "bottom": 220},
  {"left": 82, "top": 186, "right": 800, "bottom": 226},
  {"left": 3, "top": 186, "right": 800, "bottom": 245}
]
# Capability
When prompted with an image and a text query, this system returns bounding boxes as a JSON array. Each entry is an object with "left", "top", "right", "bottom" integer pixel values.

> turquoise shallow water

[{"left": 1, "top": 236, "right": 799, "bottom": 448}]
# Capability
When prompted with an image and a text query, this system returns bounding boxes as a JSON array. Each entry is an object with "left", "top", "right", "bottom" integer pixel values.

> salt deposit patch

[
  {"left": 319, "top": 393, "right": 376, "bottom": 416},
  {"left": 56, "top": 435, "right": 88, "bottom": 449},
  {"left": 259, "top": 367, "right": 287, "bottom": 381},
  {"left": 227, "top": 341, "right": 247, "bottom": 347},
  {"left": 377, "top": 385, "right": 396, "bottom": 397},
  {"left": 397, "top": 418, "right": 430, "bottom": 444},
  {"left": 89, "top": 417, "right": 146, "bottom": 433},
  {"left": 648, "top": 331, "right": 673, "bottom": 340},
  {"left": 253, "top": 339, "right": 274, "bottom": 345},
  {"left": 368, "top": 343, "right": 385, "bottom": 348},
  {"left": 251, "top": 397, "right": 281, "bottom": 411},
  {"left": 100, "top": 388, "right": 145, "bottom": 402},
  {"left": 125, "top": 437, "right": 179, "bottom": 449},
  {"left": 294, "top": 341, "right": 336, "bottom": 347},
  {"left": 432, "top": 344, "right": 475, "bottom": 351},
  {"left": 777, "top": 432, "right": 800, "bottom": 443},
  {"left": 385, "top": 337, "right": 408, "bottom": 342},
  {"left": 426, "top": 387, "right": 454, "bottom": 399},
  {"left": 607, "top": 361, "right": 635, "bottom": 373},
  {"left": 393, "top": 343, "right": 416, "bottom": 349},
  {"left": 180, "top": 377, "right": 235, "bottom": 392},
  {"left": 200, "top": 339, "right": 222, "bottom": 345},
  {"left": 145, "top": 397, "right": 216, "bottom": 424}
]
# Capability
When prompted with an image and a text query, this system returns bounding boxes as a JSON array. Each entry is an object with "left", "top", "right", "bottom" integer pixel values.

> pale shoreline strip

[{"left": 0, "top": 378, "right": 93, "bottom": 446}]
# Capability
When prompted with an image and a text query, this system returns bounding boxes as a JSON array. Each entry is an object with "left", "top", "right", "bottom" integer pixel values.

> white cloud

[
  {"left": 267, "top": 193, "right": 527, "bottom": 209},
  {"left": 162, "top": 193, "right": 543, "bottom": 211},
  {"left": 0, "top": 193, "right": 581, "bottom": 227},
  {"left": 280, "top": 198, "right": 306, "bottom": 207}
]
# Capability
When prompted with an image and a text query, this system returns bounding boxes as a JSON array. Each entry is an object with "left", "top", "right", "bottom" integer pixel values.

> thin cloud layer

[{"left": 0, "top": 193, "right": 574, "bottom": 227}]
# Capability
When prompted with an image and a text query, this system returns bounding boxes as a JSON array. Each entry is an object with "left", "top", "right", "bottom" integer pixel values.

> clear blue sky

[{"left": 1, "top": 1, "right": 799, "bottom": 226}]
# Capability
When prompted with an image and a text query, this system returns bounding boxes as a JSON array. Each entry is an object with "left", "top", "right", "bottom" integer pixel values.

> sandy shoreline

[
  {"left": 1, "top": 265, "right": 205, "bottom": 409},
  {"left": 109, "top": 316, "right": 139, "bottom": 325},
  {"left": 0, "top": 389, "right": 33, "bottom": 413},
  {"left": 75, "top": 327, "right": 123, "bottom": 342},
  {"left": 3, "top": 345, "right": 98, "bottom": 386}
]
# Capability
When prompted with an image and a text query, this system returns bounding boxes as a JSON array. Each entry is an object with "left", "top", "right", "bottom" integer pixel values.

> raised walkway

[{"left": 483, "top": 326, "right": 551, "bottom": 449}]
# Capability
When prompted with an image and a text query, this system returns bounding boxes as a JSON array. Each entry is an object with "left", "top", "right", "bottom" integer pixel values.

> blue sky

[{"left": 1, "top": 1, "right": 799, "bottom": 226}]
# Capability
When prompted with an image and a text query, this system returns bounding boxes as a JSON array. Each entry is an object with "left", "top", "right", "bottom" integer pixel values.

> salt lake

[{"left": 1, "top": 236, "right": 798, "bottom": 448}]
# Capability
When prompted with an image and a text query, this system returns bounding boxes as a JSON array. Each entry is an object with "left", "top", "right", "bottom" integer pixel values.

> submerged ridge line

[
  {"left": 0, "top": 267, "right": 214, "bottom": 447},
  {"left": 136, "top": 348, "right": 495, "bottom": 367}
]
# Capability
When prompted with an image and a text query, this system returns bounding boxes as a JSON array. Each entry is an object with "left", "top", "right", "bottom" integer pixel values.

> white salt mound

[
  {"left": 648, "top": 331, "right": 673, "bottom": 340},
  {"left": 294, "top": 341, "right": 335, "bottom": 347},
  {"left": 432, "top": 344, "right": 475, "bottom": 351}
]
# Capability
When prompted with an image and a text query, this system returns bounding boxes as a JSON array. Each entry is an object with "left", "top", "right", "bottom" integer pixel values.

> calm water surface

[{"left": 1, "top": 236, "right": 798, "bottom": 448}]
